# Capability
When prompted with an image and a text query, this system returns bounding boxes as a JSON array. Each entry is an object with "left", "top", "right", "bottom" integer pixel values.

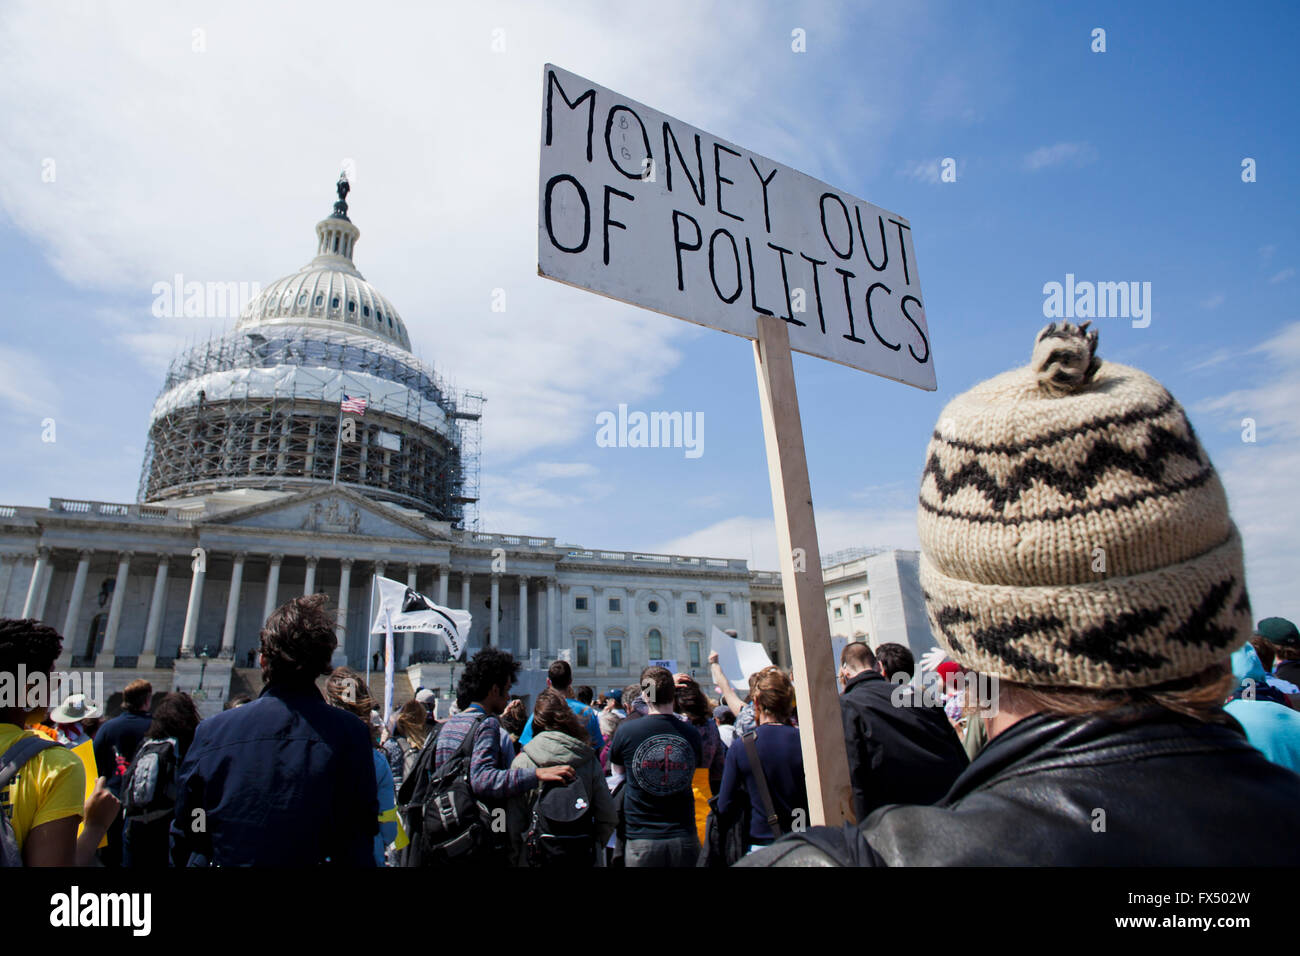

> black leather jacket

[{"left": 739, "top": 709, "right": 1300, "bottom": 866}]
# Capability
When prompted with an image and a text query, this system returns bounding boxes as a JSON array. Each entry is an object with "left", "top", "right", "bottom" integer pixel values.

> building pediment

[{"left": 198, "top": 486, "right": 450, "bottom": 543}]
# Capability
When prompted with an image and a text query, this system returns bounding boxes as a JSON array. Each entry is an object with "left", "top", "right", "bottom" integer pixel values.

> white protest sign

[
  {"left": 648, "top": 658, "right": 678, "bottom": 674},
  {"left": 538, "top": 64, "right": 935, "bottom": 390},
  {"left": 710, "top": 626, "right": 773, "bottom": 689}
]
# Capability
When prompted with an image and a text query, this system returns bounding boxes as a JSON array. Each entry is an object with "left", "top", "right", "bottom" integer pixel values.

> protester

[
  {"left": 708, "top": 643, "right": 758, "bottom": 736},
  {"left": 519, "top": 660, "right": 603, "bottom": 749},
  {"left": 507, "top": 688, "right": 617, "bottom": 866},
  {"left": 1, "top": 618, "right": 118, "bottom": 866},
  {"left": 121, "top": 692, "right": 201, "bottom": 868},
  {"left": 48, "top": 693, "right": 100, "bottom": 748},
  {"left": 607, "top": 666, "right": 702, "bottom": 867},
  {"left": 598, "top": 688, "right": 625, "bottom": 741},
  {"left": 674, "top": 674, "right": 724, "bottom": 845},
  {"left": 1258, "top": 617, "right": 1300, "bottom": 688},
  {"left": 1223, "top": 644, "right": 1300, "bottom": 772},
  {"left": 411, "top": 647, "right": 573, "bottom": 868},
  {"left": 382, "top": 699, "right": 430, "bottom": 794},
  {"left": 324, "top": 667, "right": 399, "bottom": 866},
  {"left": 1248, "top": 637, "right": 1299, "bottom": 698},
  {"left": 576, "top": 686, "right": 595, "bottom": 707},
  {"left": 93, "top": 678, "right": 153, "bottom": 866},
  {"left": 716, "top": 667, "right": 807, "bottom": 853},
  {"left": 714, "top": 706, "right": 737, "bottom": 748},
  {"left": 170, "top": 595, "right": 378, "bottom": 866},
  {"left": 499, "top": 697, "right": 528, "bottom": 744},
  {"left": 838, "top": 642, "right": 968, "bottom": 819},
  {"left": 743, "top": 322, "right": 1300, "bottom": 866}
]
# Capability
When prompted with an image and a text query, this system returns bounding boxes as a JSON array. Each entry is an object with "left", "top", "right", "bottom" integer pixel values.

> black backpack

[
  {"left": 397, "top": 713, "right": 493, "bottom": 867},
  {"left": 121, "top": 738, "right": 180, "bottom": 824},
  {"left": 523, "top": 773, "right": 596, "bottom": 867}
]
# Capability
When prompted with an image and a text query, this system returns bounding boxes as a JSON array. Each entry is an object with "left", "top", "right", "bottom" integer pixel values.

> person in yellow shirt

[{"left": 1, "top": 618, "right": 118, "bottom": 865}]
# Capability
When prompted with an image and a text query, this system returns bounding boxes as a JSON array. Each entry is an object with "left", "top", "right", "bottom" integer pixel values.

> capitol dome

[
  {"left": 138, "top": 174, "right": 482, "bottom": 524},
  {"left": 235, "top": 188, "right": 412, "bottom": 351}
]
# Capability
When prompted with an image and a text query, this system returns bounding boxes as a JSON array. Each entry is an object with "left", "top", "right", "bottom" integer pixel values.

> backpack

[
  {"left": 121, "top": 738, "right": 180, "bottom": 823},
  {"left": 523, "top": 772, "right": 596, "bottom": 867},
  {"left": 1, "top": 736, "right": 61, "bottom": 867},
  {"left": 397, "top": 713, "right": 493, "bottom": 867}
]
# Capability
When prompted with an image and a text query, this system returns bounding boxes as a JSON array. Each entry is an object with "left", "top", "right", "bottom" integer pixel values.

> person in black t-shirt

[{"left": 608, "top": 666, "right": 702, "bottom": 867}]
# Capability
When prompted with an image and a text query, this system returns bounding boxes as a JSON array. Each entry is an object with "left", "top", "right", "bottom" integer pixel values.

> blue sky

[{"left": 0, "top": 0, "right": 1296, "bottom": 618}]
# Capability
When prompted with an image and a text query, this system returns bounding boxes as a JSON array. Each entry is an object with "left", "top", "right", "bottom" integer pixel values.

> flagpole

[{"left": 331, "top": 397, "right": 344, "bottom": 486}]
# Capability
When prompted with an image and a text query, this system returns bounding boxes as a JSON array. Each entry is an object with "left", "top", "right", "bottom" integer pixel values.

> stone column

[
  {"left": 437, "top": 565, "right": 449, "bottom": 606},
  {"left": 303, "top": 555, "right": 318, "bottom": 595},
  {"left": 701, "top": 590, "right": 712, "bottom": 644},
  {"left": 776, "top": 604, "right": 791, "bottom": 670},
  {"left": 35, "top": 554, "right": 55, "bottom": 623},
  {"left": 489, "top": 573, "right": 500, "bottom": 646},
  {"left": 180, "top": 553, "right": 206, "bottom": 657},
  {"left": 461, "top": 573, "right": 471, "bottom": 610},
  {"left": 739, "top": 592, "right": 754, "bottom": 642},
  {"left": 545, "top": 577, "right": 557, "bottom": 657},
  {"left": 61, "top": 550, "right": 93, "bottom": 656},
  {"left": 261, "top": 554, "right": 283, "bottom": 626},
  {"left": 333, "top": 558, "right": 353, "bottom": 667},
  {"left": 0, "top": 554, "right": 17, "bottom": 617},
  {"left": 138, "top": 555, "right": 171, "bottom": 669},
  {"left": 591, "top": 585, "right": 604, "bottom": 673},
  {"left": 517, "top": 576, "right": 529, "bottom": 657},
  {"left": 219, "top": 552, "right": 246, "bottom": 659},
  {"left": 21, "top": 547, "right": 50, "bottom": 619},
  {"left": 558, "top": 582, "right": 570, "bottom": 658},
  {"left": 372, "top": 561, "right": 388, "bottom": 665},
  {"left": 95, "top": 551, "right": 133, "bottom": 668},
  {"left": 669, "top": 589, "right": 683, "bottom": 673}
]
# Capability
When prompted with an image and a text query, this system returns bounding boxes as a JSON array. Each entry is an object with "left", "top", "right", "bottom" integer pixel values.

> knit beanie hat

[{"left": 917, "top": 321, "right": 1250, "bottom": 690}]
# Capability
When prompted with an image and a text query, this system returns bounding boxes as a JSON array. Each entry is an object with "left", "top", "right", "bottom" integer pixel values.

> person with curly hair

[{"left": 168, "top": 595, "right": 378, "bottom": 866}]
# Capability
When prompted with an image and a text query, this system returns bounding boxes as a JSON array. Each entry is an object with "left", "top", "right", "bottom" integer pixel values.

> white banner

[
  {"left": 538, "top": 64, "right": 934, "bottom": 390},
  {"left": 710, "top": 626, "right": 773, "bottom": 689},
  {"left": 369, "top": 575, "right": 471, "bottom": 659}
]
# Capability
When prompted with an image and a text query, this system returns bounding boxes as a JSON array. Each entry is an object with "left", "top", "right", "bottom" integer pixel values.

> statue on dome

[{"left": 332, "top": 171, "right": 350, "bottom": 220}]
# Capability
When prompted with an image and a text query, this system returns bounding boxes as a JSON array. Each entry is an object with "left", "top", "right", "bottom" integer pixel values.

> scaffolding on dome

[{"left": 137, "top": 328, "right": 484, "bottom": 529}]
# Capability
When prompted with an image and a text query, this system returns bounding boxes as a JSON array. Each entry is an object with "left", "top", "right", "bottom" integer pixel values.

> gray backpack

[{"left": 1, "top": 736, "right": 61, "bottom": 867}]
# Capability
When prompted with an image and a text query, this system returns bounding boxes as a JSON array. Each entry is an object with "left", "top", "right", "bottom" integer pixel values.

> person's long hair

[
  {"left": 324, "top": 667, "right": 380, "bottom": 747},
  {"left": 146, "top": 692, "right": 202, "bottom": 756},
  {"left": 532, "top": 687, "right": 588, "bottom": 744},
  {"left": 674, "top": 676, "right": 711, "bottom": 726},
  {"left": 393, "top": 699, "right": 428, "bottom": 748}
]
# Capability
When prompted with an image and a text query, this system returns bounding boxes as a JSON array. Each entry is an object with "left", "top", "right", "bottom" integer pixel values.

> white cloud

[
  {"left": 1193, "top": 321, "right": 1300, "bottom": 620},
  {"left": 654, "top": 505, "right": 920, "bottom": 571},
  {"left": 1, "top": 0, "right": 916, "bottom": 475},
  {"left": 1023, "top": 142, "right": 1098, "bottom": 172},
  {"left": 0, "top": 346, "right": 60, "bottom": 417},
  {"left": 1268, "top": 267, "right": 1295, "bottom": 284},
  {"left": 1200, "top": 292, "right": 1225, "bottom": 310},
  {"left": 899, "top": 158, "right": 945, "bottom": 183}
]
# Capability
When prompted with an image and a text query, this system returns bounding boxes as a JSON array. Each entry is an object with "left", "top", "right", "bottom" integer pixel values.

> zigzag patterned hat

[{"left": 918, "top": 321, "right": 1249, "bottom": 689}]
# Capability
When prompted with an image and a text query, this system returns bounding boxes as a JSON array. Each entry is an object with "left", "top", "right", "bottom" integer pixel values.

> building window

[
  {"left": 853, "top": 603, "right": 862, "bottom": 615},
  {"left": 609, "top": 597, "right": 621, "bottom": 612},
  {"left": 363, "top": 305, "right": 371, "bottom": 317},
  {"left": 686, "top": 601, "right": 697, "bottom": 614},
  {"left": 648, "top": 600, "right": 659, "bottom": 613},
  {"left": 610, "top": 639, "right": 623, "bottom": 669},
  {"left": 576, "top": 639, "right": 589, "bottom": 668},
  {"left": 297, "top": 293, "right": 307, "bottom": 306},
  {"left": 314, "top": 294, "right": 323, "bottom": 307},
  {"left": 575, "top": 596, "right": 588, "bottom": 611},
  {"left": 648, "top": 629, "right": 662, "bottom": 659},
  {"left": 715, "top": 602, "right": 726, "bottom": 616},
  {"left": 689, "top": 641, "right": 701, "bottom": 668},
  {"left": 348, "top": 300, "right": 356, "bottom": 313},
  {"left": 767, "top": 616, "right": 775, "bottom": 627},
  {"left": 834, "top": 607, "right": 843, "bottom": 619}
]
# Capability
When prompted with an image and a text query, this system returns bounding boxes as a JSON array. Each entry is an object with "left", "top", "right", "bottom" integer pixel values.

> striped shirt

[{"left": 433, "top": 709, "right": 536, "bottom": 802}]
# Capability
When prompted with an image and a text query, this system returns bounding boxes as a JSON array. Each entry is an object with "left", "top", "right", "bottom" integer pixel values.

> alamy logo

[
  {"left": 1042, "top": 273, "right": 1151, "bottom": 328},
  {"left": 0, "top": 666, "right": 104, "bottom": 711},
  {"left": 151, "top": 274, "right": 262, "bottom": 319},
  {"left": 50, "top": 886, "right": 151, "bottom": 936},
  {"left": 595, "top": 404, "right": 704, "bottom": 459}
]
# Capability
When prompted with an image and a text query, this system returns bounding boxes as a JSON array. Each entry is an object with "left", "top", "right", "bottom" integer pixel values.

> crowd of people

[{"left": 2, "top": 321, "right": 1299, "bottom": 868}]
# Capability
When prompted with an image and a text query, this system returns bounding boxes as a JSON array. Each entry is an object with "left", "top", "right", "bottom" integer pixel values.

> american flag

[{"left": 341, "top": 394, "right": 368, "bottom": 416}]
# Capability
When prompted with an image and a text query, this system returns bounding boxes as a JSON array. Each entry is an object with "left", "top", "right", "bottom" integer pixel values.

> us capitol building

[{"left": 0, "top": 177, "right": 935, "bottom": 713}]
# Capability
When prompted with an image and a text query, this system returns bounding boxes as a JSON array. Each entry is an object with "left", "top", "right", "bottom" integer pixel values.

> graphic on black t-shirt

[{"left": 630, "top": 733, "right": 696, "bottom": 796}]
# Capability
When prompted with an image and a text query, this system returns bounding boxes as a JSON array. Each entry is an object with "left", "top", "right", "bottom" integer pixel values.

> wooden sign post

[
  {"left": 537, "top": 65, "right": 936, "bottom": 832},
  {"left": 753, "top": 314, "right": 854, "bottom": 827}
]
